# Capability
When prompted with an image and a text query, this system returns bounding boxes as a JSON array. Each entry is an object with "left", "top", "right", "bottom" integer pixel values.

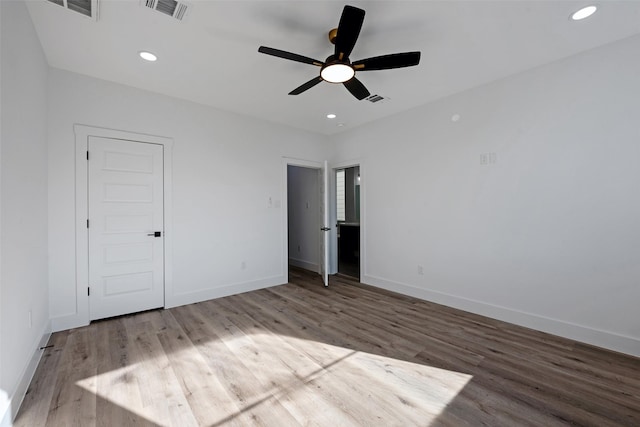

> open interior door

[{"left": 320, "top": 160, "right": 330, "bottom": 287}]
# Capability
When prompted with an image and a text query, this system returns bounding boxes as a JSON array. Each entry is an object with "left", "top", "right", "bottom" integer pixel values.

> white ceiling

[{"left": 26, "top": 0, "right": 640, "bottom": 135}]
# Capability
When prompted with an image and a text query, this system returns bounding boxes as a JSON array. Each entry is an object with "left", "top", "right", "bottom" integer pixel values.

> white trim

[
  {"left": 330, "top": 158, "right": 365, "bottom": 280},
  {"left": 1, "top": 321, "right": 51, "bottom": 425},
  {"left": 0, "top": 401, "right": 9, "bottom": 427},
  {"left": 363, "top": 274, "right": 640, "bottom": 358},
  {"left": 288, "top": 258, "right": 319, "bottom": 273},
  {"left": 65, "top": 124, "right": 173, "bottom": 331},
  {"left": 51, "top": 311, "right": 85, "bottom": 332},
  {"left": 167, "top": 275, "right": 284, "bottom": 308},
  {"left": 282, "top": 157, "right": 324, "bottom": 284}
]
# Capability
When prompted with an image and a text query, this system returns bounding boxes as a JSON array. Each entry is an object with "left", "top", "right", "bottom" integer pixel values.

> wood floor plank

[
  {"left": 128, "top": 320, "right": 201, "bottom": 426},
  {"left": 44, "top": 327, "right": 98, "bottom": 427},
  {"left": 15, "top": 267, "right": 640, "bottom": 426},
  {"left": 171, "top": 301, "right": 304, "bottom": 426},
  {"left": 210, "top": 296, "right": 372, "bottom": 426},
  {"left": 94, "top": 318, "right": 147, "bottom": 427},
  {"left": 13, "top": 332, "right": 69, "bottom": 427}
]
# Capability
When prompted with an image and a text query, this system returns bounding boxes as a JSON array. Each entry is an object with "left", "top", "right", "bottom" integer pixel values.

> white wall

[
  {"left": 48, "top": 69, "right": 329, "bottom": 329},
  {"left": 287, "top": 165, "right": 320, "bottom": 272},
  {"left": 0, "top": 1, "right": 51, "bottom": 424},
  {"left": 330, "top": 34, "right": 640, "bottom": 357}
]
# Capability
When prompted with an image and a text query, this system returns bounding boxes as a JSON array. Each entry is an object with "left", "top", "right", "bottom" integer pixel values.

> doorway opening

[
  {"left": 336, "top": 166, "right": 360, "bottom": 279},
  {"left": 283, "top": 158, "right": 329, "bottom": 287},
  {"left": 287, "top": 165, "right": 321, "bottom": 275}
]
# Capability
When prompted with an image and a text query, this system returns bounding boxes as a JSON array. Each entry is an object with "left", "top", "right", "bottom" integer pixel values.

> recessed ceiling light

[
  {"left": 139, "top": 51, "right": 157, "bottom": 62},
  {"left": 571, "top": 5, "right": 597, "bottom": 21},
  {"left": 326, "top": 113, "right": 337, "bottom": 119}
]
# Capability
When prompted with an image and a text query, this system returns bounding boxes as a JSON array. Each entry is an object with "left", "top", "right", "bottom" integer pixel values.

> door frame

[
  {"left": 281, "top": 157, "right": 324, "bottom": 284},
  {"left": 73, "top": 125, "right": 173, "bottom": 327},
  {"left": 330, "top": 159, "right": 365, "bottom": 279}
]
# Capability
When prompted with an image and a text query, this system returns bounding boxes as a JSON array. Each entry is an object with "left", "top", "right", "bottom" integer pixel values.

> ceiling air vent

[
  {"left": 46, "top": 0, "right": 99, "bottom": 20},
  {"left": 141, "top": 0, "right": 192, "bottom": 21},
  {"left": 365, "top": 94, "right": 386, "bottom": 103}
]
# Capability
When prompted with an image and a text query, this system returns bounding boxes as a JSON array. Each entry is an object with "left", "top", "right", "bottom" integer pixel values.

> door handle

[
  {"left": 321, "top": 227, "right": 331, "bottom": 231},
  {"left": 147, "top": 231, "right": 162, "bottom": 237}
]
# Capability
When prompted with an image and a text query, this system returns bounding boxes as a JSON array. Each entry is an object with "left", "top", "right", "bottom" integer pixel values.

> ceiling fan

[{"left": 258, "top": 5, "right": 421, "bottom": 100}]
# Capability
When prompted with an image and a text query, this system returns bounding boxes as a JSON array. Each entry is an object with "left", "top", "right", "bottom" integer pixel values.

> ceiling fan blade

[
  {"left": 334, "top": 6, "right": 365, "bottom": 61},
  {"left": 343, "top": 77, "right": 370, "bottom": 100},
  {"left": 289, "top": 76, "right": 324, "bottom": 95},
  {"left": 353, "top": 52, "right": 421, "bottom": 71},
  {"left": 258, "top": 46, "right": 323, "bottom": 66}
]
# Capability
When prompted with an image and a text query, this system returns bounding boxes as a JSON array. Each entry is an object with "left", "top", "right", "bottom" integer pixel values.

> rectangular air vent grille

[
  {"left": 365, "top": 94, "right": 385, "bottom": 103},
  {"left": 142, "top": 0, "right": 191, "bottom": 21},
  {"left": 46, "top": 0, "right": 98, "bottom": 20}
]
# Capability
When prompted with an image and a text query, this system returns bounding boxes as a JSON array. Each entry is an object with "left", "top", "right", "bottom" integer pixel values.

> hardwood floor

[{"left": 15, "top": 268, "right": 640, "bottom": 426}]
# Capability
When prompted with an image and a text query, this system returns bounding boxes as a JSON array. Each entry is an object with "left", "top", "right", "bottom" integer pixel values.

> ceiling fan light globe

[
  {"left": 571, "top": 5, "right": 597, "bottom": 20},
  {"left": 321, "top": 63, "right": 355, "bottom": 83}
]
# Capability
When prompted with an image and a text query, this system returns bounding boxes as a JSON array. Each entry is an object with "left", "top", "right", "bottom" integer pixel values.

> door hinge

[
  {"left": 86, "top": 151, "right": 89, "bottom": 160},
  {"left": 88, "top": 287, "right": 90, "bottom": 296},
  {"left": 87, "top": 219, "right": 89, "bottom": 228}
]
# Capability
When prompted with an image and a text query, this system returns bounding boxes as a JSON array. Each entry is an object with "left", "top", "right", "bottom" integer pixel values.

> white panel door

[
  {"left": 320, "top": 160, "right": 329, "bottom": 287},
  {"left": 88, "top": 136, "right": 164, "bottom": 320}
]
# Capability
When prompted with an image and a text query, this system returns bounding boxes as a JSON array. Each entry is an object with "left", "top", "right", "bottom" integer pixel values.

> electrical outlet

[
  {"left": 241, "top": 261, "right": 246, "bottom": 270},
  {"left": 417, "top": 265, "right": 424, "bottom": 275}
]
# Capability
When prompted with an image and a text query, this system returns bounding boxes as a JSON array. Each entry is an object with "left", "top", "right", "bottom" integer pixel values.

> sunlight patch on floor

[
  {"left": 76, "top": 333, "right": 472, "bottom": 426},
  {"left": 75, "top": 364, "right": 166, "bottom": 425},
  {"left": 264, "top": 334, "right": 474, "bottom": 425}
]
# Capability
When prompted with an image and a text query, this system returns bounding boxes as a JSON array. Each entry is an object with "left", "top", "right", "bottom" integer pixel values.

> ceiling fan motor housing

[{"left": 328, "top": 28, "right": 339, "bottom": 44}]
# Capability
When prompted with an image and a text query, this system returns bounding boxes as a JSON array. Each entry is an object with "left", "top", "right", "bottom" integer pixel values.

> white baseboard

[
  {"left": 288, "top": 258, "right": 319, "bottom": 273},
  {"left": 167, "top": 274, "right": 287, "bottom": 309},
  {"left": 1, "top": 391, "right": 10, "bottom": 427},
  {"left": 1, "top": 321, "right": 52, "bottom": 426},
  {"left": 51, "top": 312, "right": 89, "bottom": 333},
  {"left": 52, "top": 275, "right": 288, "bottom": 331},
  {"left": 363, "top": 274, "right": 640, "bottom": 358}
]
